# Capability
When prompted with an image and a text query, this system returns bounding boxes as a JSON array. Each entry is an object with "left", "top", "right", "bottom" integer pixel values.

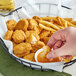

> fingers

[
  {"left": 53, "top": 40, "right": 62, "bottom": 50},
  {"left": 47, "top": 29, "right": 66, "bottom": 48},
  {"left": 47, "top": 43, "right": 71, "bottom": 59}
]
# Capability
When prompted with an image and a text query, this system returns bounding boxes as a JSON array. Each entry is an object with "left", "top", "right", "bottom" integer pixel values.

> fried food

[
  {"left": 13, "top": 42, "right": 32, "bottom": 55},
  {"left": 23, "top": 53, "right": 35, "bottom": 62},
  {"left": 12, "top": 30, "right": 26, "bottom": 43},
  {"left": 27, "top": 19, "right": 38, "bottom": 30},
  {"left": 39, "top": 20, "right": 60, "bottom": 30},
  {"left": 62, "top": 55, "right": 74, "bottom": 63},
  {"left": 40, "top": 17, "right": 56, "bottom": 21},
  {"left": 4, "top": 30, "right": 13, "bottom": 40},
  {"left": 71, "top": 21, "right": 76, "bottom": 25},
  {"left": 33, "top": 16, "right": 42, "bottom": 21},
  {"left": 25, "top": 31, "right": 40, "bottom": 40},
  {"left": 26, "top": 34, "right": 37, "bottom": 44},
  {"left": 41, "top": 37, "right": 50, "bottom": 44},
  {"left": 39, "top": 23, "right": 56, "bottom": 32},
  {"left": 13, "top": 41, "right": 18, "bottom": 48},
  {"left": 6, "top": 20, "right": 17, "bottom": 30},
  {"left": 31, "top": 41, "right": 45, "bottom": 53},
  {"left": 56, "top": 16, "right": 76, "bottom": 27},
  {"left": 14, "top": 53, "right": 27, "bottom": 58},
  {"left": 15, "top": 19, "right": 28, "bottom": 32},
  {"left": 63, "top": 18, "right": 72, "bottom": 22},
  {"left": 4, "top": 16, "right": 75, "bottom": 63},
  {"left": 37, "top": 46, "right": 61, "bottom": 63},
  {"left": 39, "top": 30, "right": 50, "bottom": 39}
]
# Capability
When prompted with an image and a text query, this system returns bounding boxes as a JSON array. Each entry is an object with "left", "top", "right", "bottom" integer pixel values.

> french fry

[
  {"left": 39, "top": 23, "right": 56, "bottom": 33},
  {"left": 39, "top": 20, "right": 60, "bottom": 30},
  {"left": 63, "top": 18, "right": 72, "bottom": 22},
  {"left": 40, "top": 17, "right": 56, "bottom": 21},
  {"left": 54, "top": 23, "right": 64, "bottom": 29},
  {"left": 71, "top": 21, "right": 76, "bottom": 25},
  {"left": 57, "top": 16, "right": 76, "bottom": 27},
  {"left": 56, "top": 16, "right": 64, "bottom": 26},
  {"left": 33, "top": 16, "right": 42, "bottom": 21},
  {"left": 65, "top": 21, "right": 68, "bottom": 28}
]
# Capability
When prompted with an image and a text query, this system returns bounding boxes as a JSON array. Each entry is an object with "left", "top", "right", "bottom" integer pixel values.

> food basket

[{"left": 0, "top": 0, "right": 76, "bottom": 72}]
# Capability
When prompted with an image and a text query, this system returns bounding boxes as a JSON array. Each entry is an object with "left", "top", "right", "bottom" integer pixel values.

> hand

[{"left": 47, "top": 27, "right": 76, "bottom": 59}]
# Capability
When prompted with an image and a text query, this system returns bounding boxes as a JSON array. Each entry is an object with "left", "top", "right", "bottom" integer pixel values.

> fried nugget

[
  {"left": 31, "top": 41, "right": 45, "bottom": 53},
  {"left": 25, "top": 31, "right": 40, "bottom": 40},
  {"left": 15, "top": 19, "right": 28, "bottom": 32},
  {"left": 13, "top": 42, "right": 32, "bottom": 55},
  {"left": 34, "top": 26, "right": 43, "bottom": 34},
  {"left": 14, "top": 53, "right": 27, "bottom": 58},
  {"left": 23, "top": 53, "right": 35, "bottom": 62},
  {"left": 37, "top": 46, "right": 61, "bottom": 63},
  {"left": 12, "top": 30, "right": 26, "bottom": 43},
  {"left": 4, "top": 30, "right": 13, "bottom": 40},
  {"left": 39, "top": 30, "right": 50, "bottom": 39},
  {"left": 41, "top": 37, "right": 50, "bottom": 44},
  {"left": 27, "top": 19, "right": 38, "bottom": 30},
  {"left": 26, "top": 34, "right": 37, "bottom": 44},
  {"left": 6, "top": 20, "right": 17, "bottom": 30},
  {"left": 13, "top": 41, "right": 18, "bottom": 49}
]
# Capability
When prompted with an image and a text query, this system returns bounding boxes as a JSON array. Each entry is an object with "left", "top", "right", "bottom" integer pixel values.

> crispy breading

[
  {"left": 6, "top": 20, "right": 17, "bottom": 30},
  {"left": 4, "top": 30, "right": 13, "bottom": 40},
  {"left": 39, "top": 30, "right": 50, "bottom": 39},
  {"left": 41, "top": 37, "right": 50, "bottom": 44},
  {"left": 37, "top": 46, "right": 61, "bottom": 63},
  {"left": 34, "top": 26, "right": 43, "bottom": 34},
  {"left": 23, "top": 53, "right": 35, "bottom": 62},
  {"left": 27, "top": 19, "right": 38, "bottom": 30},
  {"left": 13, "top": 41, "right": 18, "bottom": 49},
  {"left": 14, "top": 53, "right": 28, "bottom": 58},
  {"left": 15, "top": 19, "right": 28, "bottom": 32},
  {"left": 31, "top": 41, "right": 45, "bottom": 53},
  {"left": 25, "top": 31, "right": 40, "bottom": 40},
  {"left": 40, "top": 46, "right": 51, "bottom": 58},
  {"left": 12, "top": 30, "right": 26, "bottom": 43},
  {"left": 13, "top": 42, "right": 32, "bottom": 55},
  {"left": 26, "top": 34, "right": 37, "bottom": 44}
]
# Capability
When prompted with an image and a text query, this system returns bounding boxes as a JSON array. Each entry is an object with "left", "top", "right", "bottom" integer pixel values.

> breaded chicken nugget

[
  {"left": 27, "top": 19, "right": 38, "bottom": 30},
  {"left": 39, "top": 30, "right": 50, "bottom": 39},
  {"left": 6, "top": 20, "right": 17, "bottom": 30},
  {"left": 12, "top": 30, "right": 26, "bottom": 43},
  {"left": 31, "top": 41, "right": 45, "bottom": 53},
  {"left": 4, "top": 30, "right": 13, "bottom": 40},
  {"left": 34, "top": 26, "right": 43, "bottom": 34},
  {"left": 25, "top": 31, "right": 40, "bottom": 40},
  {"left": 23, "top": 53, "right": 35, "bottom": 62},
  {"left": 26, "top": 34, "right": 37, "bottom": 44},
  {"left": 13, "top": 41, "right": 18, "bottom": 48},
  {"left": 41, "top": 37, "right": 50, "bottom": 44},
  {"left": 15, "top": 19, "right": 28, "bottom": 32},
  {"left": 13, "top": 42, "right": 32, "bottom": 55},
  {"left": 14, "top": 53, "right": 27, "bottom": 58}
]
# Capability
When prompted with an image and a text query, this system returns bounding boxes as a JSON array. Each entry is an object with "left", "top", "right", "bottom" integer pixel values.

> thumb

[{"left": 47, "top": 43, "right": 71, "bottom": 59}]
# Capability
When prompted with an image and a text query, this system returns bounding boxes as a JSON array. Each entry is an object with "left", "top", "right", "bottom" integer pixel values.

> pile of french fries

[{"left": 33, "top": 16, "right": 76, "bottom": 33}]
